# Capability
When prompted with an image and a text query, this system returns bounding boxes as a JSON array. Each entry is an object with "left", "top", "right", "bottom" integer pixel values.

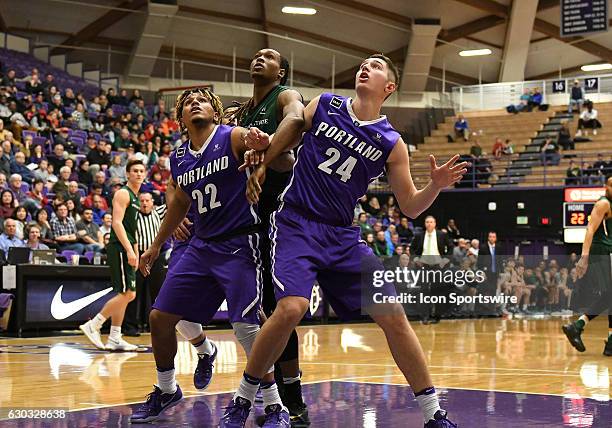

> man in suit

[
  {"left": 410, "top": 216, "right": 452, "bottom": 323},
  {"left": 477, "top": 231, "right": 504, "bottom": 315}
]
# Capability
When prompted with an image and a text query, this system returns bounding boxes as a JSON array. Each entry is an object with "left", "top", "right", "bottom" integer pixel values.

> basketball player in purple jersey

[
  {"left": 131, "top": 88, "right": 287, "bottom": 425},
  {"left": 221, "top": 55, "right": 466, "bottom": 427}
]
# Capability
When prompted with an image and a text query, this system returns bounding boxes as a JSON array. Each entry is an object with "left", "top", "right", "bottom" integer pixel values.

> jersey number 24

[{"left": 317, "top": 148, "right": 357, "bottom": 183}]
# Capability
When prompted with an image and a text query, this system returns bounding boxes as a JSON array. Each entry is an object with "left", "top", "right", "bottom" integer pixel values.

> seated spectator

[
  {"left": 558, "top": 120, "right": 574, "bottom": 150},
  {"left": 502, "top": 139, "right": 514, "bottom": 155},
  {"left": 528, "top": 88, "right": 544, "bottom": 110},
  {"left": 150, "top": 156, "right": 171, "bottom": 184},
  {"left": 356, "top": 212, "right": 373, "bottom": 237},
  {"left": 99, "top": 212, "right": 112, "bottom": 236},
  {"left": 565, "top": 160, "right": 582, "bottom": 185},
  {"left": 592, "top": 153, "right": 609, "bottom": 182},
  {"left": 91, "top": 194, "right": 107, "bottom": 225},
  {"left": 12, "top": 206, "right": 28, "bottom": 240},
  {"left": 86, "top": 140, "right": 112, "bottom": 177},
  {"left": 8, "top": 174, "right": 28, "bottom": 205},
  {"left": 568, "top": 80, "right": 585, "bottom": 114},
  {"left": 576, "top": 103, "right": 602, "bottom": 136},
  {"left": 363, "top": 196, "right": 382, "bottom": 217},
  {"left": 150, "top": 170, "right": 167, "bottom": 197},
  {"left": 476, "top": 154, "right": 492, "bottom": 184},
  {"left": 63, "top": 181, "right": 83, "bottom": 212},
  {"left": 445, "top": 218, "right": 461, "bottom": 243},
  {"left": 76, "top": 208, "right": 104, "bottom": 253},
  {"left": 539, "top": 138, "right": 560, "bottom": 166},
  {"left": 113, "top": 128, "right": 133, "bottom": 152},
  {"left": 29, "top": 144, "right": 46, "bottom": 165},
  {"left": 47, "top": 143, "right": 67, "bottom": 172},
  {"left": 453, "top": 114, "right": 469, "bottom": 141},
  {"left": 52, "top": 166, "right": 72, "bottom": 194},
  {"left": 373, "top": 230, "right": 391, "bottom": 257},
  {"left": 10, "top": 151, "right": 34, "bottom": 184},
  {"left": 50, "top": 203, "right": 85, "bottom": 254},
  {"left": 364, "top": 233, "right": 375, "bottom": 251},
  {"left": 397, "top": 217, "right": 414, "bottom": 244},
  {"left": 30, "top": 208, "right": 55, "bottom": 249},
  {"left": 109, "top": 154, "right": 126, "bottom": 183},
  {"left": 25, "top": 224, "right": 49, "bottom": 251},
  {"left": 77, "top": 160, "right": 93, "bottom": 190},
  {"left": 469, "top": 140, "right": 482, "bottom": 158},
  {"left": 1, "top": 69, "right": 17, "bottom": 91},
  {"left": 452, "top": 238, "right": 468, "bottom": 266},
  {"left": 66, "top": 200, "right": 80, "bottom": 224},
  {"left": 506, "top": 89, "right": 531, "bottom": 113},
  {"left": 0, "top": 218, "right": 25, "bottom": 256},
  {"left": 492, "top": 138, "right": 505, "bottom": 160},
  {"left": 0, "top": 146, "right": 9, "bottom": 178},
  {"left": 0, "top": 189, "right": 16, "bottom": 218},
  {"left": 83, "top": 183, "right": 109, "bottom": 211}
]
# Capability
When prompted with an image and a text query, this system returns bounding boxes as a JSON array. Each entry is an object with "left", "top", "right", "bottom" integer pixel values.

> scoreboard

[
  {"left": 563, "top": 202, "right": 595, "bottom": 228},
  {"left": 563, "top": 187, "right": 605, "bottom": 243}
]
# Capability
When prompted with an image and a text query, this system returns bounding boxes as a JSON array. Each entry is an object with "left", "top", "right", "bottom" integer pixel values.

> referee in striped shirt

[{"left": 123, "top": 192, "right": 167, "bottom": 336}]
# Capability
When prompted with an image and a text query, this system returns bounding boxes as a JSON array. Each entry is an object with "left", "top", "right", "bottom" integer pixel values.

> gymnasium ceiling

[{"left": 1, "top": 0, "right": 611, "bottom": 90}]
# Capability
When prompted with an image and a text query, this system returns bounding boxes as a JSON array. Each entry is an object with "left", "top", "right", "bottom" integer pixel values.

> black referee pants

[{"left": 123, "top": 256, "right": 166, "bottom": 332}]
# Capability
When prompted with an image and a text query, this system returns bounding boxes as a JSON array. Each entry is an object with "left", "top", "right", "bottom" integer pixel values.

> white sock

[
  {"left": 283, "top": 374, "right": 300, "bottom": 385},
  {"left": 261, "top": 381, "right": 283, "bottom": 408},
  {"left": 109, "top": 326, "right": 121, "bottom": 340},
  {"left": 415, "top": 387, "right": 441, "bottom": 422},
  {"left": 92, "top": 313, "right": 106, "bottom": 329},
  {"left": 579, "top": 314, "right": 590, "bottom": 327},
  {"left": 157, "top": 367, "right": 177, "bottom": 394},
  {"left": 194, "top": 337, "right": 214, "bottom": 356},
  {"left": 234, "top": 372, "right": 260, "bottom": 404}
]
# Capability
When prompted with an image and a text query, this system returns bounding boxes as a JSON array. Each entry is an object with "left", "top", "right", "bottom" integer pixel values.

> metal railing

[
  {"left": 368, "top": 150, "right": 612, "bottom": 192},
  {"left": 451, "top": 73, "right": 612, "bottom": 112}
]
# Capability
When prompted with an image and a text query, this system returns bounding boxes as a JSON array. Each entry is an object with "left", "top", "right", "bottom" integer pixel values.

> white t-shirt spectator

[{"left": 580, "top": 109, "right": 598, "bottom": 121}]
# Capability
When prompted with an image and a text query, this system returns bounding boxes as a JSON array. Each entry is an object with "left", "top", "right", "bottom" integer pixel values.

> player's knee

[
  {"left": 373, "top": 311, "right": 409, "bottom": 334},
  {"left": 123, "top": 291, "right": 136, "bottom": 302},
  {"left": 149, "top": 309, "right": 179, "bottom": 331},
  {"left": 276, "top": 297, "right": 308, "bottom": 325},
  {"left": 232, "top": 322, "right": 259, "bottom": 356},
  {"left": 175, "top": 320, "right": 203, "bottom": 341}
]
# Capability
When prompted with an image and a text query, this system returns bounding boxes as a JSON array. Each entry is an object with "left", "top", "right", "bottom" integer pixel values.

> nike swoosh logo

[
  {"left": 50, "top": 285, "right": 113, "bottom": 320},
  {"left": 232, "top": 248, "right": 241, "bottom": 254},
  {"left": 327, "top": 110, "right": 340, "bottom": 115},
  {"left": 178, "top": 160, "right": 186, "bottom": 167}
]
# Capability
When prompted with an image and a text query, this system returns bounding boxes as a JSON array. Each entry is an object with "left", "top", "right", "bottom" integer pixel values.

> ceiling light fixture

[
  {"left": 282, "top": 6, "right": 317, "bottom": 15},
  {"left": 459, "top": 48, "right": 492, "bottom": 57},
  {"left": 581, "top": 63, "right": 612, "bottom": 72}
]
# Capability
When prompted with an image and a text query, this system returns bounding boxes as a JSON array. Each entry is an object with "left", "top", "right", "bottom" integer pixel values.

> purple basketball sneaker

[
  {"left": 424, "top": 410, "right": 458, "bottom": 427},
  {"left": 219, "top": 397, "right": 251, "bottom": 428},
  {"left": 262, "top": 404, "right": 290, "bottom": 427},
  {"left": 130, "top": 385, "right": 183, "bottom": 423},
  {"left": 194, "top": 342, "right": 217, "bottom": 390}
]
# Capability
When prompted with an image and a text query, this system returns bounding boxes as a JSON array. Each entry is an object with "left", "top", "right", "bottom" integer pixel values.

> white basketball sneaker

[
  {"left": 79, "top": 320, "right": 105, "bottom": 350},
  {"left": 106, "top": 336, "right": 139, "bottom": 351}
]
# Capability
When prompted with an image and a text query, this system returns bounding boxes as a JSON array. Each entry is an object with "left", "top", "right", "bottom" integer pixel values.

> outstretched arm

[{"left": 386, "top": 138, "right": 468, "bottom": 219}]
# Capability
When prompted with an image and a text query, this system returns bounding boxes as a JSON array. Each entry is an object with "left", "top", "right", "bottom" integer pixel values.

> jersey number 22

[{"left": 192, "top": 184, "right": 221, "bottom": 214}]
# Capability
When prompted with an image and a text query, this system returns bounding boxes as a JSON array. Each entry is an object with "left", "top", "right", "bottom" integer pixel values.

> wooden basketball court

[{"left": 1, "top": 317, "right": 611, "bottom": 426}]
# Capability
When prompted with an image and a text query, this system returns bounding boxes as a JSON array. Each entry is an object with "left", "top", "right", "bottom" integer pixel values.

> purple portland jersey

[
  {"left": 280, "top": 93, "right": 399, "bottom": 226},
  {"left": 171, "top": 124, "right": 259, "bottom": 239}
]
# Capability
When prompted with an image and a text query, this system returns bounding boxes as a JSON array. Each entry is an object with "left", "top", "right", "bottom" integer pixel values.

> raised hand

[
  {"left": 430, "top": 154, "right": 469, "bottom": 189},
  {"left": 244, "top": 127, "right": 271, "bottom": 151},
  {"left": 246, "top": 165, "right": 266, "bottom": 204}
]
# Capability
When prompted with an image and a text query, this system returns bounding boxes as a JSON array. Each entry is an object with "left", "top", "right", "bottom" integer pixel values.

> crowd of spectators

[
  {"left": 357, "top": 195, "right": 579, "bottom": 319},
  {"left": 0, "top": 62, "right": 180, "bottom": 262}
]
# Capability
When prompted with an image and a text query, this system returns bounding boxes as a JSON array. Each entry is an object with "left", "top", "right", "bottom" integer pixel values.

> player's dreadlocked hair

[
  {"left": 174, "top": 87, "right": 224, "bottom": 135},
  {"left": 224, "top": 55, "right": 290, "bottom": 126}
]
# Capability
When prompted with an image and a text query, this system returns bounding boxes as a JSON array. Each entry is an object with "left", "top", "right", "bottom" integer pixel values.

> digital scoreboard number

[{"left": 563, "top": 202, "right": 595, "bottom": 228}]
